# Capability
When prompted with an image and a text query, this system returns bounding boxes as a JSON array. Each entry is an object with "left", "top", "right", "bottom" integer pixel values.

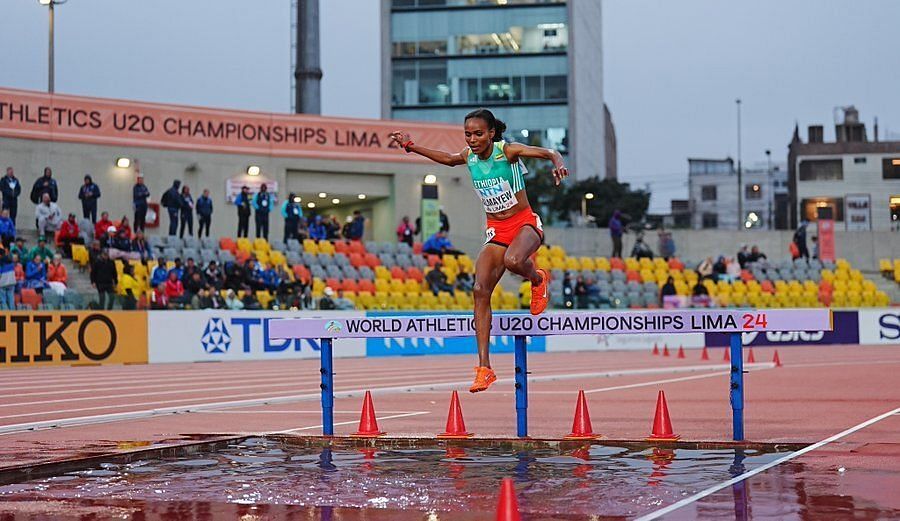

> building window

[
  {"left": 891, "top": 196, "right": 900, "bottom": 228},
  {"left": 799, "top": 159, "right": 843, "bottom": 181},
  {"left": 701, "top": 185, "right": 717, "bottom": 201},
  {"left": 854, "top": 157, "right": 867, "bottom": 164},
  {"left": 745, "top": 183, "right": 762, "bottom": 200},
  {"left": 801, "top": 198, "right": 844, "bottom": 222},
  {"left": 702, "top": 213, "right": 718, "bottom": 229},
  {"left": 882, "top": 158, "right": 900, "bottom": 180}
]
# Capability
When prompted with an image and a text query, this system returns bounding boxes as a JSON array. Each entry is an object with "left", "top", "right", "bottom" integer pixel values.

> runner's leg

[{"left": 473, "top": 243, "right": 506, "bottom": 368}]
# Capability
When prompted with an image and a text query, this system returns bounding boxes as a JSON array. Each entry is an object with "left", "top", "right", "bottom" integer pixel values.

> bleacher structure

[{"left": 30, "top": 236, "right": 898, "bottom": 311}]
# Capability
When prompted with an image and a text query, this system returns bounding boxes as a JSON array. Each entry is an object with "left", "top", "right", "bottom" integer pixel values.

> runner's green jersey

[{"left": 465, "top": 141, "right": 526, "bottom": 214}]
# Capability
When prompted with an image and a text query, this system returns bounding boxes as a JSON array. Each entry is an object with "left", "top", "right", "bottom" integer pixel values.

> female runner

[{"left": 390, "top": 108, "right": 568, "bottom": 393}]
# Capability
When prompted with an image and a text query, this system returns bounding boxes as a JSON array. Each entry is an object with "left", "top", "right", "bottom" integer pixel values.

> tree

[{"left": 551, "top": 176, "right": 650, "bottom": 227}]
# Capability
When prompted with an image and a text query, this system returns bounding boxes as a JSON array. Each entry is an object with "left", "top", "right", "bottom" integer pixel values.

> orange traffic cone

[
  {"left": 437, "top": 390, "right": 474, "bottom": 438},
  {"left": 747, "top": 348, "right": 756, "bottom": 363},
  {"left": 723, "top": 348, "right": 730, "bottom": 362},
  {"left": 773, "top": 350, "right": 782, "bottom": 367},
  {"left": 352, "top": 391, "right": 385, "bottom": 437},
  {"left": 647, "top": 390, "right": 680, "bottom": 441},
  {"left": 652, "top": 343, "right": 660, "bottom": 355},
  {"left": 677, "top": 345, "right": 685, "bottom": 359},
  {"left": 700, "top": 346, "right": 710, "bottom": 360},
  {"left": 496, "top": 478, "right": 521, "bottom": 521},
  {"left": 565, "top": 390, "right": 600, "bottom": 439},
  {"left": 662, "top": 344, "right": 670, "bottom": 357}
]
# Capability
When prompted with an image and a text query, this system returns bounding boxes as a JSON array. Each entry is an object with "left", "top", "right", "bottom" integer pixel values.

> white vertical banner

[
  {"left": 845, "top": 194, "right": 871, "bottom": 231},
  {"left": 148, "top": 311, "right": 365, "bottom": 363}
]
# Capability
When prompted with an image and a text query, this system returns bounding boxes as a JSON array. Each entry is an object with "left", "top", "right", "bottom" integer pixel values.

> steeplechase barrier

[{"left": 269, "top": 309, "right": 833, "bottom": 441}]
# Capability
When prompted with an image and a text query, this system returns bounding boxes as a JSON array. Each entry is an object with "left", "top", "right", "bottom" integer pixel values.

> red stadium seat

[
  {"left": 364, "top": 253, "right": 380, "bottom": 268},
  {"left": 334, "top": 241, "right": 350, "bottom": 254},
  {"left": 760, "top": 280, "right": 775, "bottom": 294},
  {"left": 357, "top": 279, "right": 376, "bottom": 293},
  {"left": 406, "top": 267, "right": 423, "bottom": 282},
  {"left": 625, "top": 270, "right": 641, "bottom": 282},
  {"left": 610, "top": 257, "right": 626, "bottom": 271},
  {"left": 219, "top": 237, "right": 237, "bottom": 253},
  {"left": 292, "top": 264, "right": 311, "bottom": 284},
  {"left": 413, "top": 242, "right": 423, "bottom": 254},
  {"left": 667, "top": 257, "right": 685, "bottom": 270},
  {"left": 349, "top": 241, "right": 366, "bottom": 255},
  {"left": 349, "top": 253, "right": 365, "bottom": 268},
  {"left": 740, "top": 269, "right": 754, "bottom": 282},
  {"left": 19, "top": 288, "right": 42, "bottom": 310},
  {"left": 325, "top": 278, "right": 341, "bottom": 290},
  {"left": 390, "top": 266, "right": 406, "bottom": 280},
  {"left": 341, "top": 279, "right": 358, "bottom": 292},
  {"left": 427, "top": 254, "right": 440, "bottom": 267}
]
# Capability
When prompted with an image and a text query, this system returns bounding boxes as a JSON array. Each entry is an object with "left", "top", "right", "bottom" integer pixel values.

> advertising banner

[
  {"left": 845, "top": 194, "right": 872, "bottom": 231},
  {"left": 546, "top": 333, "right": 705, "bottom": 352},
  {"left": 858, "top": 308, "right": 900, "bottom": 345},
  {"left": 0, "top": 87, "right": 463, "bottom": 163},
  {"left": 705, "top": 310, "right": 858, "bottom": 347},
  {"left": 817, "top": 219, "right": 836, "bottom": 262},
  {"left": 0, "top": 312, "right": 148, "bottom": 368},
  {"left": 148, "top": 311, "right": 365, "bottom": 363}
]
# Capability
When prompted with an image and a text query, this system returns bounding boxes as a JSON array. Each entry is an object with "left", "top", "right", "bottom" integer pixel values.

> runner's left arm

[{"left": 503, "top": 143, "right": 568, "bottom": 185}]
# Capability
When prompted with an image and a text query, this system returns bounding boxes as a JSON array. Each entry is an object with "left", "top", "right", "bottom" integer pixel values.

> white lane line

[
  {"left": 272, "top": 412, "right": 431, "bottom": 434},
  {"left": 634, "top": 406, "right": 900, "bottom": 521},
  {"left": 779, "top": 360, "right": 900, "bottom": 369},
  {"left": 531, "top": 365, "right": 774, "bottom": 395},
  {"left": 195, "top": 410, "right": 419, "bottom": 415},
  {"left": 0, "top": 365, "right": 731, "bottom": 434}
]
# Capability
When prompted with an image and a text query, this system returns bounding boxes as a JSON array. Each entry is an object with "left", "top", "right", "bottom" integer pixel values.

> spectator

[
  {"left": 91, "top": 249, "right": 118, "bottom": 310},
  {"left": 94, "top": 211, "right": 114, "bottom": 240},
  {"left": 334, "top": 289, "right": 355, "bottom": 310},
  {"left": 234, "top": 186, "right": 252, "bottom": 238},
  {"left": 318, "top": 287, "right": 337, "bottom": 310},
  {"left": 29, "top": 167, "right": 58, "bottom": 205},
  {"left": 196, "top": 188, "right": 213, "bottom": 238},
  {"left": 341, "top": 215, "right": 353, "bottom": 239},
  {"left": 25, "top": 253, "right": 48, "bottom": 290},
  {"left": 181, "top": 257, "right": 200, "bottom": 283},
  {"left": 396, "top": 216, "right": 414, "bottom": 246},
  {"left": 630, "top": 232, "right": 653, "bottom": 260},
  {"left": 691, "top": 282, "right": 711, "bottom": 307},
  {"left": 0, "top": 208, "right": 15, "bottom": 247},
  {"left": 241, "top": 286, "right": 262, "bottom": 310},
  {"left": 1, "top": 167, "right": 22, "bottom": 225},
  {"left": 793, "top": 221, "right": 809, "bottom": 260},
  {"left": 191, "top": 286, "right": 217, "bottom": 310},
  {"left": 697, "top": 257, "right": 715, "bottom": 281},
  {"left": 150, "top": 282, "right": 169, "bottom": 310},
  {"left": 748, "top": 245, "right": 767, "bottom": 264},
  {"left": 712, "top": 256, "right": 728, "bottom": 280},
  {"left": 87, "top": 240, "right": 103, "bottom": 266},
  {"left": 224, "top": 289, "right": 244, "bottom": 310},
  {"left": 160, "top": 179, "right": 182, "bottom": 236},
  {"left": 208, "top": 286, "right": 224, "bottom": 309},
  {"left": 261, "top": 263, "right": 281, "bottom": 291},
  {"left": 77, "top": 175, "right": 101, "bottom": 223},
  {"left": 164, "top": 271, "right": 186, "bottom": 306},
  {"left": 132, "top": 172, "right": 150, "bottom": 233},
  {"left": 562, "top": 272, "right": 574, "bottom": 308},
  {"left": 150, "top": 258, "right": 169, "bottom": 287},
  {"left": 179, "top": 185, "right": 194, "bottom": 238},
  {"left": 56, "top": 213, "right": 84, "bottom": 258},
  {"left": 439, "top": 206, "right": 450, "bottom": 233},
  {"left": 48, "top": 254, "right": 67, "bottom": 286},
  {"left": 12, "top": 253, "right": 24, "bottom": 287},
  {"left": 0, "top": 244, "right": 15, "bottom": 310},
  {"left": 657, "top": 226, "right": 675, "bottom": 260},
  {"left": 184, "top": 271, "right": 205, "bottom": 297},
  {"left": 308, "top": 215, "right": 327, "bottom": 241},
  {"left": 736, "top": 244, "right": 751, "bottom": 269},
  {"left": 168, "top": 258, "right": 184, "bottom": 281},
  {"left": 456, "top": 269, "right": 474, "bottom": 292},
  {"left": 348, "top": 210, "right": 365, "bottom": 240},
  {"left": 131, "top": 231, "right": 152, "bottom": 262},
  {"left": 204, "top": 260, "right": 225, "bottom": 289},
  {"left": 811, "top": 235, "right": 819, "bottom": 260},
  {"left": 422, "top": 230, "right": 464, "bottom": 256},
  {"left": 609, "top": 210, "right": 624, "bottom": 258},
  {"left": 35, "top": 193, "right": 62, "bottom": 237},
  {"left": 252, "top": 184, "right": 274, "bottom": 240},
  {"left": 117, "top": 216, "right": 133, "bottom": 240},
  {"left": 119, "top": 263, "right": 139, "bottom": 310},
  {"left": 28, "top": 236, "right": 54, "bottom": 264},
  {"left": 660, "top": 276, "right": 677, "bottom": 305},
  {"left": 425, "top": 262, "right": 454, "bottom": 295},
  {"left": 725, "top": 257, "right": 741, "bottom": 281},
  {"left": 281, "top": 193, "right": 302, "bottom": 242},
  {"left": 224, "top": 261, "right": 246, "bottom": 290},
  {"left": 574, "top": 275, "right": 588, "bottom": 309},
  {"left": 10, "top": 237, "right": 27, "bottom": 259},
  {"left": 326, "top": 216, "right": 341, "bottom": 240}
]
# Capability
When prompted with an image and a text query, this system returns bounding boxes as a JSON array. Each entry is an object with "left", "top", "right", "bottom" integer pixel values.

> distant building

[
  {"left": 688, "top": 157, "right": 786, "bottom": 230},
  {"left": 788, "top": 106, "right": 900, "bottom": 231},
  {"left": 381, "top": 0, "right": 612, "bottom": 179}
]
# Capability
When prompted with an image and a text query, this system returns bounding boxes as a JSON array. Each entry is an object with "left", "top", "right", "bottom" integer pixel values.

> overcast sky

[{"left": 2, "top": 0, "right": 898, "bottom": 212}]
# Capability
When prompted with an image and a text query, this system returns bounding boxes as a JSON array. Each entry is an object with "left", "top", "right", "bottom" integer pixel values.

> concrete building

[
  {"left": 688, "top": 158, "right": 787, "bottom": 231},
  {"left": 0, "top": 87, "right": 494, "bottom": 254},
  {"left": 788, "top": 106, "right": 900, "bottom": 232},
  {"left": 381, "top": 0, "right": 612, "bottom": 180}
]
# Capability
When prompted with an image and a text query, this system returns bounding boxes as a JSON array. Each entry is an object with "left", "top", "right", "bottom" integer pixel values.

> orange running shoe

[
  {"left": 469, "top": 366, "right": 497, "bottom": 393},
  {"left": 530, "top": 268, "right": 550, "bottom": 315}
]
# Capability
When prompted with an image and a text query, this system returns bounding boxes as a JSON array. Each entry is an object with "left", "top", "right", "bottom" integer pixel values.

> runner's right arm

[{"left": 389, "top": 131, "right": 467, "bottom": 167}]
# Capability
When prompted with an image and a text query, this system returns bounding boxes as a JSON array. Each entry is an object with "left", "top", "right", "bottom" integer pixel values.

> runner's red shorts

[{"left": 484, "top": 207, "right": 544, "bottom": 247}]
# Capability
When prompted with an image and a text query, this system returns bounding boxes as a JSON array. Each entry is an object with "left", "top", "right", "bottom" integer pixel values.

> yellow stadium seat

[
  {"left": 595, "top": 257, "right": 611, "bottom": 271},
  {"left": 458, "top": 255, "right": 474, "bottom": 271},
  {"left": 565, "top": 257, "right": 580, "bottom": 270},
  {"left": 625, "top": 258, "right": 640, "bottom": 271},
  {"left": 536, "top": 256, "right": 551, "bottom": 270},
  {"left": 374, "top": 278, "right": 390, "bottom": 292},
  {"left": 579, "top": 257, "right": 596, "bottom": 270},
  {"left": 256, "top": 291, "right": 274, "bottom": 310},
  {"left": 71, "top": 244, "right": 90, "bottom": 267},
  {"left": 253, "top": 238, "right": 270, "bottom": 253},
  {"left": 836, "top": 259, "right": 850, "bottom": 271},
  {"left": 375, "top": 266, "right": 391, "bottom": 280},
  {"left": 549, "top": 245, "right": 566, "bottom": 259},
  {"left": 318, "top": 241, "right": 335, "bottom": 255},
  {"left": 551, "top": 257, "right": 566, "bottom": 270},
  {"left": 880, "top": 259, "right": 893, "bottom": 274},
  {"left": 303, "top": 239, "right": 319, "bottom": 254},
  {"left": 404, "top": 279, "right": 421, "bottom": 293},
  {"left": 389, "top": 278, "right": 405, "bottom": 292},
  {"left": 638, "top": 257, "right": 653, "bottom": 269},
  {"left": 536, "top": 245, "right": 550, "bottom": 257},
  {"left": 236, "top": 238, "right": 252, "bottom": 253}
]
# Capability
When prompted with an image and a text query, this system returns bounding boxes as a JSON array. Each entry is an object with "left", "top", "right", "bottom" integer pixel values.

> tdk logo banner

[{"left": 149, "top": 311, "right": 366, "bottom": 363}]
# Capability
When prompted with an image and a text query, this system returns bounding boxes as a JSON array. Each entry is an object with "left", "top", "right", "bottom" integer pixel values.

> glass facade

[{"left": 389, "top": 2, "right": 569, "bottom": 151}]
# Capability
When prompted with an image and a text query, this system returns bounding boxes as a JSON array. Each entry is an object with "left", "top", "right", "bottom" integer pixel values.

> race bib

[
  {"left": 473, "top": 178, "right": 517, "bottom": 214},
  {"left": 484, "top": 226, "right": 496, "bottom": 245}
]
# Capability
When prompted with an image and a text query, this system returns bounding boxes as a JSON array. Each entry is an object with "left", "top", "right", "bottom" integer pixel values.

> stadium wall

[{"left": 3, "top": 309, "right": 896, "bottom": 368}]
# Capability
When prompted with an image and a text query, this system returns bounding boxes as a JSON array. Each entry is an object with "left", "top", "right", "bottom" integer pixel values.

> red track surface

[{"left": 1, "top": 344, "right": 898, "bottom": 518}]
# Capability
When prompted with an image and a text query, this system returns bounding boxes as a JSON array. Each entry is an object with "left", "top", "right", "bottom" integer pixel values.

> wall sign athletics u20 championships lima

[
  {"left": 0, "top": 312, "right": 148, "bottom": 367},
  {"left": 269, "top": 309, "right": 833, "bottom": 340}
]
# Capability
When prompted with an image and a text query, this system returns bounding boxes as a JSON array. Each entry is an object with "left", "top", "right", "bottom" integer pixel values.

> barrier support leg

[
  {"left": 320, "top": 338, "right": 334, "bottom": 436},
  {"left": 729, "top": 332, "right": 744, "bottom": 441},
  {"left": 514, "top": 335, "right": 528, "bottom": 438}
]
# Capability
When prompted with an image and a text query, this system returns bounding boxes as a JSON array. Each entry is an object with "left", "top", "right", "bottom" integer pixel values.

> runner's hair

[{"left": 465, "top": 108, "right": 506, "bottom": 142}]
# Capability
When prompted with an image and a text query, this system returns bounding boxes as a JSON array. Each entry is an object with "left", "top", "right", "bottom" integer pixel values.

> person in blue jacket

[
  {"left": 280, "top": 193, "right": 303, "bottom": 243},
  {"left": 252, "top": 184, "right": 275, "bottom": 240},
  {"left": 308, "top": 215, "right": 327, "bottom": 241},
  {"left": 77, "top": 175, "right": 101, "bottom": 223},
  {"left": 422, "top": 230, "right": 464, "bottom": 256},
  {"left": 195, "top": 188, "right": 213, "bottom": 238},
  {"left": 1, "top": 167, "right": 22, "bottom": 226}
]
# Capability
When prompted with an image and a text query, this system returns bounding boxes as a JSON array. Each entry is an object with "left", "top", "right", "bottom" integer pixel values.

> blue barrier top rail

[{"left": 268, "top": 309, "right": 833, "bottom": 341}]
